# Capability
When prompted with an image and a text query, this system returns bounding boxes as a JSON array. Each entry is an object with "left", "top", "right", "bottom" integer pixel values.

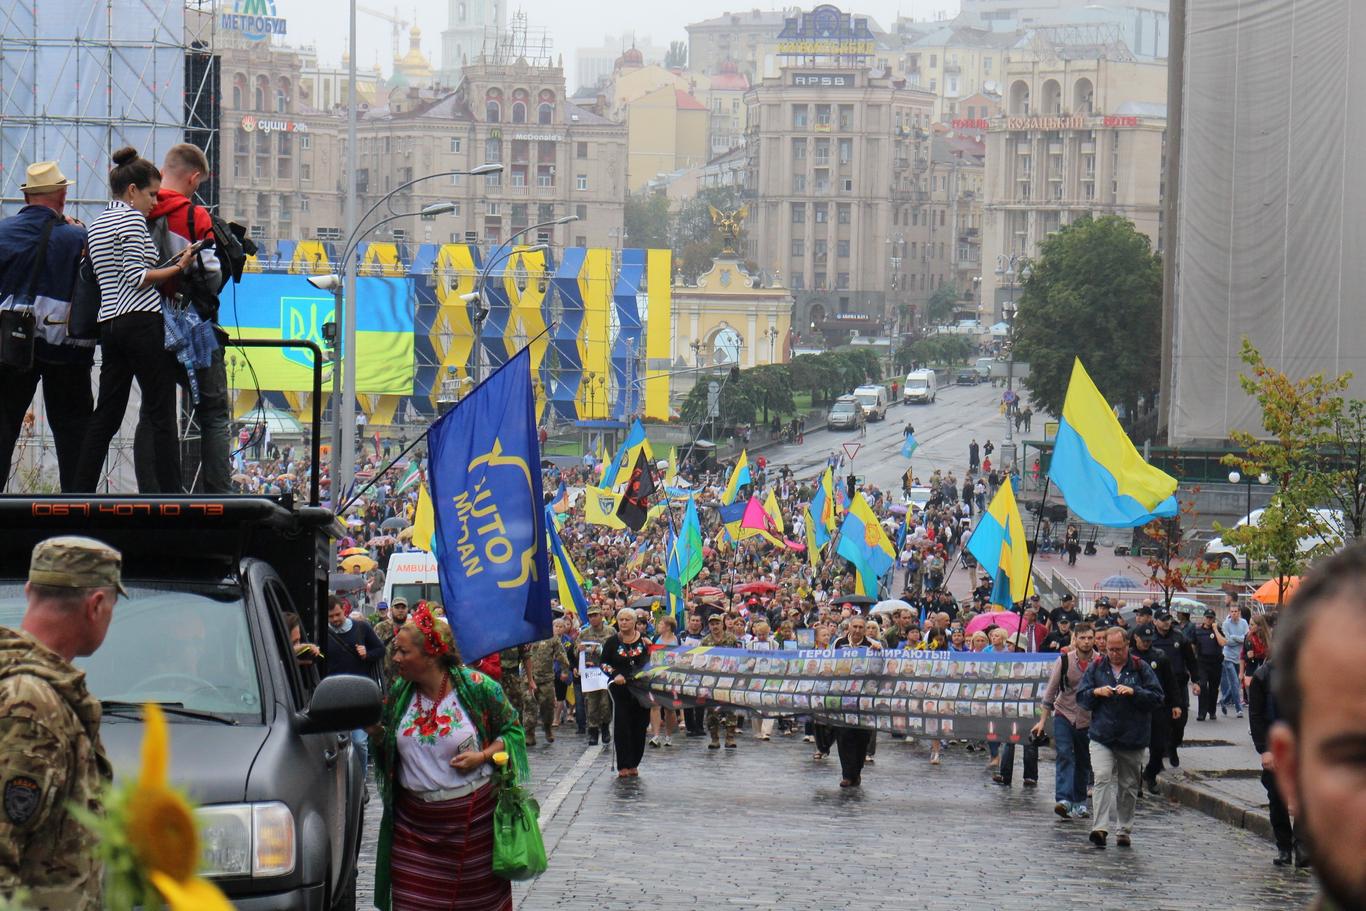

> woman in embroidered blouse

[
  {"left": 373, "top": 605, "right": 528, "bottom": 911},
  {"left": 600, "top": 606, "right": 654, "bottom": 778}
]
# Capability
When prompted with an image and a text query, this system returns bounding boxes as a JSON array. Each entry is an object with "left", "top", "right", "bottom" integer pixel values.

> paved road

[
  {"left": 761, "top": 381, "right": 1019, "bottom": 495},
  {"left": 358, "top": 725, "right": 1318, "bottom": 910}
]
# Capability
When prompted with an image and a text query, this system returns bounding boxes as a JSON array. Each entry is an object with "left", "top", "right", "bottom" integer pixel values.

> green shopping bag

[{"left": 491, "top": 781, "right": 547, "bottom": 881}]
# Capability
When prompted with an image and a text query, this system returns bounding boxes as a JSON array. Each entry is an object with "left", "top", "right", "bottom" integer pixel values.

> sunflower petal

[
  {"left": 139, "top": 703, "right": 169, "bottom": 789},
  {"left": 149, "top": 872, "right": 235, "bottom": 911}
]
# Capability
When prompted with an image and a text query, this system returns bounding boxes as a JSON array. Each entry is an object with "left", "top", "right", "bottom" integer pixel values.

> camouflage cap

[{"left": 28, "top": 536, "right": 128, "bottom": 597}]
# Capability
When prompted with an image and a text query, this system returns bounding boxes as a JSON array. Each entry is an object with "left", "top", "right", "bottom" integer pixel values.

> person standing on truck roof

[
  {"left": 323, "top": 594, "right": 383, "bottom": 768},
  {"left": 0, "top": 536, "right": 124, "bottom": 909}
]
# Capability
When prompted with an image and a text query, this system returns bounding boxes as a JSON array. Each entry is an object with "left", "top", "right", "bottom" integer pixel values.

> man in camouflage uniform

[
  {"left": 577, "top": 606, "right": 614, "bottom": 746},
  {"left": 700, "top": 613, "right": 740, "bottom": 749},
  {"left": 371, "top": 597, "right": 410, "bottom": 690},
  {"left": 527, "top": 632, "right": 570, "bottom": 743},
  {"left": 0, "top": 537, "right": 123, "bottom": 909},
  {"left": 498, "top": 644, "right": 536, "bottom": 744}
]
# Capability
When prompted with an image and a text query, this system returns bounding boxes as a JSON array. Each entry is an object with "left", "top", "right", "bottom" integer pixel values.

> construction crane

[{"left": 356, "top": 5, "right": 408, "bottom": 63}]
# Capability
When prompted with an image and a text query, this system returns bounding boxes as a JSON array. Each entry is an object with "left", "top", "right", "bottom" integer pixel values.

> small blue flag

[
  {"left": 901, "top": 432, "right": 919, "bottom": 459},
  {"left": 428, "top": 347, "right": 552, "bottom": 661}
]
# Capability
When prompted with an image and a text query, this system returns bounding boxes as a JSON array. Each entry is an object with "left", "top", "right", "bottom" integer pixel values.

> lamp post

[
  {"left": 765, "top": 325, "right": 780, "bottom": 364},
  {"left": 996, "top": 253, "right": 1030, "bottom": 470},
  {"left": 461, "top": 215, "right": 578, "bottom": 382},
  {"left": 1228, "top": 470, "right": 1271, "bottom": 581}
]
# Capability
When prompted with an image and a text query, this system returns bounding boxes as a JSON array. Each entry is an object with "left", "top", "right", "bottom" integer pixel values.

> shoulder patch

[
  {"left": 468, "top": 671, "right": 484, "bottom": 685},
  {"left": 4, "top": 776, "right": 41, "bottom": 826}
]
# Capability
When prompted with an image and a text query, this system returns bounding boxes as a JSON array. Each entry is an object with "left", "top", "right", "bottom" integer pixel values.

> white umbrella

[{"left": 874, "top": 598, "right": 913, "bottom": 615}]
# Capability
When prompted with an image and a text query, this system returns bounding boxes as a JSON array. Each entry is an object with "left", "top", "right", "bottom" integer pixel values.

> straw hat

[{"left": 20, "top": 161, "right": 73, "bottom": 194}]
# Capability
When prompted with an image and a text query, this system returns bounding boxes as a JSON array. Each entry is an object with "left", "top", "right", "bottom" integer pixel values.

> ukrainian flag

[
  {"left": 722, "top": 451, "right": 751, "bottom": 505},
  {"left": 545, "top": 506, "right": 589, "bottom": 623},
  {"left": 808, "top": 468, "right": 835, "bottom": 547},
  {"left": 1050, "top": 358, "right": 1178, "bottom": 527},
  {"left": 967, "top": 478, "right": 1035, "bottom": 609},
  {"left": 835, "top": 493, "right": 896, "bottom": 598}
]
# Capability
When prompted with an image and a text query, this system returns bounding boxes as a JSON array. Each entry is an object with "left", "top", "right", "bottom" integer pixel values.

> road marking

[{"left": 538, "top": 744, "right": 602, "bottom": 826}]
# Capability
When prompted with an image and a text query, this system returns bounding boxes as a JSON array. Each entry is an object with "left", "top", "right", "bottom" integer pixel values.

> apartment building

[
  {"left": 744, "top": 64, "right": 936, "bottom": 336},
  {"left": 979, "top": 49, "right": 1167, "bottom": 322}
]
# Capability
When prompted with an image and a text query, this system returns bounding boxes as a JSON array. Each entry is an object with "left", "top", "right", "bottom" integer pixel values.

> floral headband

[{"left": 410, "top": 604, "right": 451, "bottom": 657}]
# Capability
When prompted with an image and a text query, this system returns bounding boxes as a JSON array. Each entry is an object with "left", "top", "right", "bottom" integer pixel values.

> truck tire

[{"left": 331, "top": 867, "right": 357, "bottom": 911}]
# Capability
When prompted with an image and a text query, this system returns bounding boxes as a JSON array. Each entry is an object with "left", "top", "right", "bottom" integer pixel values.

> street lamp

[
  {"left": 1228, "top": 470, "right": 1271, "bottom": 581},
  {"left": 996, "top": 253, "right": 1030, "bottom": 469},
  {"left": 765, "top": 325, "right": 780, "bottom": 364}
]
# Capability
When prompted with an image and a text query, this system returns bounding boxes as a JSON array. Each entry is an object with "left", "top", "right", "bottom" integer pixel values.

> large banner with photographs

[{"left": 631, "top": 647, "right": 1056, "bottom": 741}]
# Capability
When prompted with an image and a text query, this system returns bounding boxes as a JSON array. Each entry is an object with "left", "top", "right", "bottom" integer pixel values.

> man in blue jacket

[
  {"left": 1076, "top": 626, "right": 1164, "bottom": 848},
  {"left": 0, "top": 162, "right": 95, "bottom": 491}
]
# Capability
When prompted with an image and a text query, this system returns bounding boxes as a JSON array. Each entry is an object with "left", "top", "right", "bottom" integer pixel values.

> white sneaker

[
  {"left": 648, "top": 735, "right": 661, "bottom": 748},
  {"left": 803, "top": 735, "right": 814, "bottom": 743},
  {"left": 663, "top": 735, "right": 672, "bottom": 747}
]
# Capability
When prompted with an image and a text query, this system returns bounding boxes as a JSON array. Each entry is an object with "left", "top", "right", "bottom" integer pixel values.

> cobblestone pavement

[{"left": 357, "top": 724, "right": 1318, "bottom": 910}]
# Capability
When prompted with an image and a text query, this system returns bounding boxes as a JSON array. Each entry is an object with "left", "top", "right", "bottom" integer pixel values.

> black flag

[{"left": 616, "top": 448, "right": 656, "bottom": 531}]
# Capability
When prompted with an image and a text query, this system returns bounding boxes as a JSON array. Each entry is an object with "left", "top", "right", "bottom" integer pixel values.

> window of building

[
  {"left": 486, "top": 202, "right": 501, "bottom": 215},
  {"left": 929, "top": 54, "right": 937, "bottom": 67},
  {"left": 277, "top": 132, "right": 292, "bottom": 156},
  {"left": 316, "top": 226, "right": 341, "bottom": 241},
  {"left": 791, "top": 273, "right": 804, "bottom": 290},
  {"left": 814, "top": 203, "right": 828, "bottom": 223},
  {"left": 576, "top": 174, "right": 588, "bottom": 190},
  {"left": 791, "top": 239, "right": 804, "bottom": 256},
  {"left": 791, "top": 203, "right": 805, "bottom": 224},
  {"left": 538, "top": 102, "right": 554, "bottom": 125},
  {"left": 838, "top": 138, "right": 852, "bottom": 163},
  {"left": 451, "top": 172, "right": 462, "bottom": 186},
  {"left": 838, "top": 105, "right": 853, "bottom": 131},
  {"left": 792, "top": 104, "right": 810, "bottom": 128},
  {"left": 576, "top": 141, "right": 588, "bottom": 158},
  {"left": 276, "top": 89, "right": 288, "bottom": 113},
  {"left": 814, "top": 272, "right": 827, "bottom": 290},
  {"left": 792, "top": 174, "right": 807, "bottom": 192},
  {"left": 574, "top": 234, "right": 587, "bottom": 246},
  {"left": 279, "top": 198, "right": 292, "bottom": 222},
  {"left": 536, "top": 165, "right": 554, "bottom": 188},
  {"left": 510, "top": 170, "right": 527, "bottom": 187},
  {"left": 450, "top": 137, "right": 462, "bottom": 153},
  {"left": 576, "top": 204, "right": 588, "bottom": 221},
  {"left": 985, "top": 56, "right": 993, "bottom": 72},
  {"left": 277, "top": 157, "right": 291, "bottom": 179},
  {"left": 813, "top": 239, "right": 827, "bottom": 257},
  {"left": 485, "top": 172, "right": 501, "bottom": 188},
  {"left": 793, "top": 137, "right": 806, "bottom": 160},
  {"left": 842, "top": 178, "right": 853, "bottom": 193},
  {"left": 300, "top": 197, "right": 310, "bottom": 212},
  {"left": 836, "top": 272, "right": 849, "bottom": 289},
  {"left": 486, "top": 100, "right": 501, "bottom": 122},
  {"left": 512, "top": 102, "right": 527, "bottom": 124},
  {"left": 300, "top": 135, "right": 311, "bottom": 150},
  {"left": 837, "top": 203, "right": 850, "bottom": 224},
  {"left": 837, "top": 239, "right": 850, "bottom": 257}
]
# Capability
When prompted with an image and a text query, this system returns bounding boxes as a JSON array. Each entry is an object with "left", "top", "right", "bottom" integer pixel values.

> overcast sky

[{"left": 285, "top": 0, "right": 961, "bottom": 89}]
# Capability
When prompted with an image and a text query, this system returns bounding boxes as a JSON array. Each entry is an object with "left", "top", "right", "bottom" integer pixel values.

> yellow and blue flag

[
  {"left": 602, "top": 418, "right": 652, "bottom": 490},
  {"left": 1050, "top": 358, "right": 1178, "bottom": 527},
  {"left": 427, "top": 346, "right": 552, "bottom": 660},
  {"left": 722, "top": 451, "right": 751, "bottom": 505},
  {"left": 966, "top": 478, "right": 1035, "bottom": 609},
  {"left": 835, "top": 492, "right": 896, "bottom": 597},
  {"left": 545, "top": 505, "right": 588, "bottom": 623},
  {"left": 808, "top": 468, "right": 836, "bottom": 547},
  {"left": 584, "top": 485, "right": 627, "bottom": 529}
]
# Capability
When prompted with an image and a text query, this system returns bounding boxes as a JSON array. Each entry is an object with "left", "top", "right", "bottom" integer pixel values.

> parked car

[
  {"left": 826, "top": 395, "right": 866, "bottom": 431},
  {"left": 903, "top": 369, "right": 937, "bottom": 404},
  {"left": 853, "top": 384, "right": 889, "bottom": 421},
  {"left": 956, "top": 369, "right": 980, "bottom": 386},
  {"left": 1203, "top": 507, "right": 1344, "bottom": 570}
]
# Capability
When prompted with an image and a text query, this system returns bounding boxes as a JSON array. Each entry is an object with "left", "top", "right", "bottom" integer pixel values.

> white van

[
  {"left": 903, "top": 369, "right": 937, "bottom": 404},
  {"left": 381, "top": 551, "right": 440, "bottom": 607},
  {"left": 853, "top": 384, "right": 890, "bottom": 421}
]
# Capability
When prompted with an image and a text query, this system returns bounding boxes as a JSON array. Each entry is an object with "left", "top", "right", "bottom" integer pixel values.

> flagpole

[{"left": 1021, "top": 476, "right": 1053, "bottom": 611}]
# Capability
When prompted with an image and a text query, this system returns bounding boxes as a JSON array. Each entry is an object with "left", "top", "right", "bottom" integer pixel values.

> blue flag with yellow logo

[{"left": 428, "top": 346, "right": 552, "bottom": 661}]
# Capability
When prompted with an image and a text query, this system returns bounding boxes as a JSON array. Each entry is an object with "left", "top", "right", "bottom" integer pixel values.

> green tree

[
  {"left": 664, "top": 40, "right": 687, "bottom": 68},
  {"left": 899, "top": 334, "right": 972, "bottom": 370},
  {"left": 1218, "top": 339, "right": 1351, "bottom": 604},
  {"left": 623, "top": 192, "right": 670, "bottom": 250},
  {"left": 925, "top": 284, "right": 959, "bottom": 326},
  {"left": 788, "top": 353, "right": 840, "bottom": 405},
  {"left": 1325, "top": 399, "right": 1366, "bottom": 541},
  {"left": 679, "top": 374, "right": 755, "bottom": 428},
  {"left": 740, "top": 364, "right": 795, "bottom": 424},
  {"left": 1012, "top": 215, "right": 1162, "bottom": 418}
]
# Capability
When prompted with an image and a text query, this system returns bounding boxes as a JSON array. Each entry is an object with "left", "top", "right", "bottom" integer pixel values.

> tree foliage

[
  {"left": 623, "top": 192, "right": 670, "bottom": 250},
  {"left": 664, "top": 40, "right": 688, "bottom": 68},
  {"left": 1218, "top": 339, "right": 1352, "bottom": 602},
  {"left": 1012, "top": 215, "right": 1162, "bottom": 418},
  {"left": 925, "top": 284, "right": 959, "bottom": 326},
  {"left": 898, "top": 334, "right": 973, "bottom": 370}
]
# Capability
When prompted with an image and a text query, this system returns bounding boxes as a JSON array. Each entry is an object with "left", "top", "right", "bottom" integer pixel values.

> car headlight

[{"left": 197, "top": 802, "right": 296, "bottom": 878}]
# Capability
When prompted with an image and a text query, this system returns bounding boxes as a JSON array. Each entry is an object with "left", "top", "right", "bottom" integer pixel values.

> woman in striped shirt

[{"left": 73, "top": 147, "right": 197, "bottom": 493}]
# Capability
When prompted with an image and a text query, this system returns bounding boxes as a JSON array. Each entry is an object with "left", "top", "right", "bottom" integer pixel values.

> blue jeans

[
  {"left": 1219, "top": 659, "right": 1243, "bottom": 712},
  {"left": 351, "top": 727, "right": 369, "bottom": 770},
  {"left": 1054, "top": 714, "right": 1091, "bottom": 804}
]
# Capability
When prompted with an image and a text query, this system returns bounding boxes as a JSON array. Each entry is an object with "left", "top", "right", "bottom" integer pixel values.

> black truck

[{"left": 0, "top": 491, "right": 382, "bottom": 909}]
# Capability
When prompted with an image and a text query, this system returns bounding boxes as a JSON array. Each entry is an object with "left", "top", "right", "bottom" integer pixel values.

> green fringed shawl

[{"left": 372, "top": 666, "right": 529, "bottom": 911}]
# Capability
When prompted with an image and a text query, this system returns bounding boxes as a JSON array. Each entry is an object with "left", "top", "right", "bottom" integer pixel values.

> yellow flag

[
  {"left": 584, "top": 485, "right": 627, "bottom": 529},
  {"left": 665, "top": 446, "right": 678, "bottom": 485},
  {"left": 412, "top": 484, "right": 435, "bottom": 552},
  {"left": 804, "top": 507, "right": 821, "bottom": 569}
]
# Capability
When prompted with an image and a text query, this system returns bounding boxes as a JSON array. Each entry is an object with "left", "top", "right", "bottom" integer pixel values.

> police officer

[
  {"left": 371, "top": 596, "right": 409, "bottom": 688},
  {"left": 1148, "top": 607, "right": 1197, "bottom": 765},
  {"left": 0, "top": 537, "right": 123, "bottom": 908},
  {"left": 578, "top": 606, "right": 614, "bottom": 746},
  {"left": 700, "top": 614, "right": 739, "bottom": 749},
  {"left": 1190, "top": 609, "right": 1224, "bottom": 722},
  {"left": 1091, "top": 596, "right": 1121, "bottom": 631},
  {"left": 527, "top": 632, "right": 569, "bottom": 743},
  {"left": 1132, "top": 624, "right": 1180, "bottom": 793},
  {"left": 1049, "top": 592, "right": 1081, "bottom": 630}
]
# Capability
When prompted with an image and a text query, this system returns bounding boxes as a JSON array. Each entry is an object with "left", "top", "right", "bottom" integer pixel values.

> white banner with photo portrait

[{"left": 629, "top": 647, "right": 1056, "bottom": 742}]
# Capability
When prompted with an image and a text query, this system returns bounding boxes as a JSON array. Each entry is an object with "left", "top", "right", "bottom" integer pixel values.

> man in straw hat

[
  {"left": 0, "top": 161, "right": 95, "bottom": 491},
  {"left": 0, "top": 536, "right": 126, "bottom": 908}
]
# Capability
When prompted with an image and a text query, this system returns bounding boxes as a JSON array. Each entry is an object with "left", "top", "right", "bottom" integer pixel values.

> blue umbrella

[{"left": 1099, "top": 574, "right": 1143, "bottom": 590}]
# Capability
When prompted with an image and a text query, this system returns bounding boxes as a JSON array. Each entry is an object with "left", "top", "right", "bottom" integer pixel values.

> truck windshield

[
  {"left": 855, "top": 394, "right": 877, "bottom": 406},
  {"left": 391, "top": 582, "right": 440, "bottom": 606},
  {"left": 907, "top": 379, "right": 928, "bottom": 389},
  {"left": 0, "top": 583, "right": 264, "bottom": 723},
  {"left": 831, "top": 403, "right": 855, "bottom": 414}
]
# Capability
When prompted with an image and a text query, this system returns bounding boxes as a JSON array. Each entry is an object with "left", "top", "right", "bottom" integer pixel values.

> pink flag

[{"left": 740, "top": 496, "right": 773, "bottom": 533}]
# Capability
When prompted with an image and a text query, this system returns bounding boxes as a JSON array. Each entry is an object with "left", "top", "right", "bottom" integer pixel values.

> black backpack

[{"left": 149, "top": 201, "right": 253, "bottom": 322}]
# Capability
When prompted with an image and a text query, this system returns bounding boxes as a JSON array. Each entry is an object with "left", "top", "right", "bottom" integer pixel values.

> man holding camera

[{"left": 1076, "top": 626, "right": 1164, "bottom": 849}]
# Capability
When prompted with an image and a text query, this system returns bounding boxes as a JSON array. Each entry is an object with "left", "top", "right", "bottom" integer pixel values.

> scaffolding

[
  {"left": 1, "top": 0, "right": 224, "bottom": 492},
  {"left": 479, "top": 10, "right": 554, "bottom": 68}
]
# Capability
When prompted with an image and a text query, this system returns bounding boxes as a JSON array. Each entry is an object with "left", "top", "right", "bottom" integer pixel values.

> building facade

[
  {"left": 439, "top": 0, "right": 505, "bottom": 88},
  {"left": 960, "top": 0, "right": 1169, "bottom": 59},
  {"left": 979, "top": 52, "right": 1167, "bottom": 323},
  {"left": 894, "top": 23, "right": 1020, "bottom": 122},
  {"left": 743, "top": 64, "right": 936, "bottom": 339}
]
